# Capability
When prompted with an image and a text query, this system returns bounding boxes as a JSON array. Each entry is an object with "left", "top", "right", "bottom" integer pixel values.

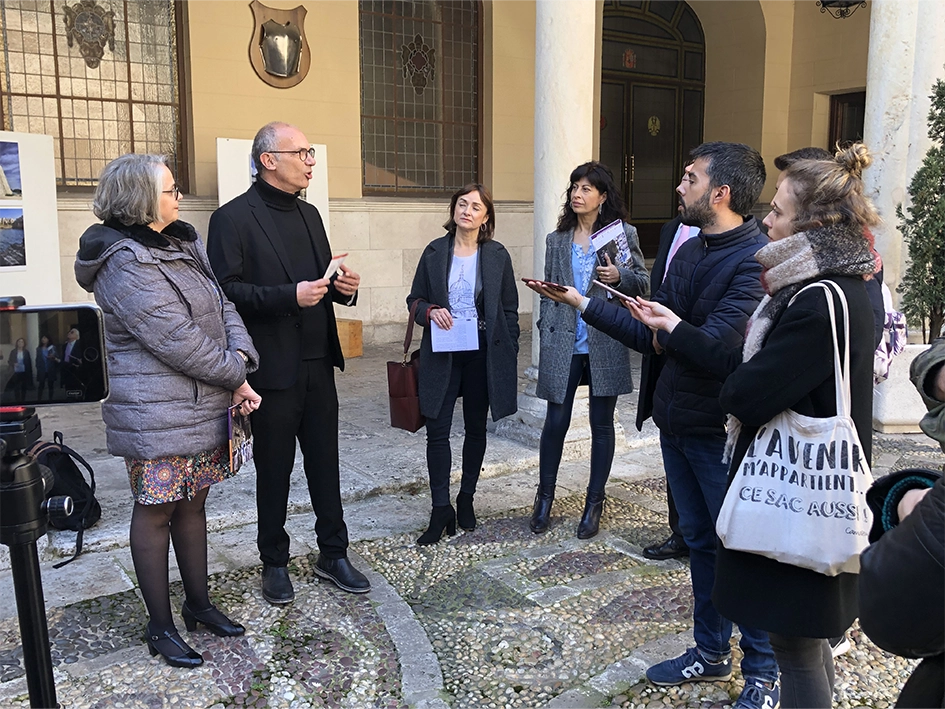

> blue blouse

[{"left": 570, "top": 240, "right": 597, "bottom": 354}]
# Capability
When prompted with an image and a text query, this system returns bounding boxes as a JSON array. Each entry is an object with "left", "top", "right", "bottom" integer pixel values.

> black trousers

[
  {"left": 539, "top": 354, "right": 617, "bottom": 494},
  {"left": 424, "top": 343, "right": 489, "bottom": 508},
  {"left": 252, "top": 357, "right": 348, "bottom": 565}
]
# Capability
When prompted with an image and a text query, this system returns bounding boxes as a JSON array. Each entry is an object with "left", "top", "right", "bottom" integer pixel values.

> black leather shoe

[
  {"left": 314, "top": 555, "right": 371, "bottom": 594},
  {"left": 261, "top": 564, "right": 295, "bottom": 605},
  {"left": 182, "top": 601, "right": 245, "bottom": 637},
  {"left": 145, "top": 624, "right": 203, "bottom": 669},
  {"left": 642, "top": 535, "right": 690, "bottom": 560}
]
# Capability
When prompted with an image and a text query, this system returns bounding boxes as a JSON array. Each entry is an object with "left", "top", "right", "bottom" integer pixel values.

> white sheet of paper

[
  {"left": 431, "top": 317, "right": 479, "bottom": 352},
  {"left": 323, "top": 253, "right": 347, "bottom": 280}
]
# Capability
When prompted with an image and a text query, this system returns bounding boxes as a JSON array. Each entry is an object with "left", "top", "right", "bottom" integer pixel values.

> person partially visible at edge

[
  {"left": 528, "top": 161, "right": 648, "bottom": 539},
  {"left": 775, "top": 146, "right": 885, "bottom": 349},
  {"left": 638, "top": 167, "right": 694, "bottom": 562},
  {"left": 526, "top": 142, "right": 779, "bottom": 709},
  {"left": 61, "top": 327, "right": 82, "bottom": 391},
  {"left": 5, "top": 337, "right": 32, "bottom": 403},
  {"left": 35, "top": 334, "right": 59, "bottom": 401},
  {"left": 74, "top": 153, "right": 261, "bottom": 669},
  {"left": 628, "top": 144, "right": 880, "bottom": 708},
  {"left": 206, "top": 121, "right": 371, "bottom": 603},
  {"left": 859, "top": 338, "right": 945, "bottom": 708},
  {"left": 405, "top": 183, "right": 520, "bottom": 545}
]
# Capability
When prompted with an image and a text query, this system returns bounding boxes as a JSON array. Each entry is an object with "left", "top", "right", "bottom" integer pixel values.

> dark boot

[
  {"left": 577, "top": 489, "right": 605, "bottom": 539},
  {"left": 417, "top": 505, "right": 457, "bottom": 546},
  {"left": 456, "top": 492, "right": 476, "bottom": 531},
  {"left": 529, "top": 485, "right": 555, "bottom": 533}
]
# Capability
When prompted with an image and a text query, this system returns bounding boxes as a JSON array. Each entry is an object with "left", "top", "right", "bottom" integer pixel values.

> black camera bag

[{"left": 28, "top": 431, "right": 101, "bottom": 568}]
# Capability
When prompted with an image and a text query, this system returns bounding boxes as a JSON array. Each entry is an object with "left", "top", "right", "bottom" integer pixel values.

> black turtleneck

[{"left": 253, "top": 179, "right": 327, "bottom": 359}]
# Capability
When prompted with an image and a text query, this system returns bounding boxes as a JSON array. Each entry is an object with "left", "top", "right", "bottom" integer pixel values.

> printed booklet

[
  {"left": 589, "top": 219, "right": 632, "bottom": 269},
  {"left": 228, "top": 403, "right": 254, "bottom": 473}
]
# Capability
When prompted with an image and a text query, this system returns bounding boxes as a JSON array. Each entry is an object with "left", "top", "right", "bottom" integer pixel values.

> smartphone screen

[{"left": 0, "top": 304, "right": 108, "bottom": 406}]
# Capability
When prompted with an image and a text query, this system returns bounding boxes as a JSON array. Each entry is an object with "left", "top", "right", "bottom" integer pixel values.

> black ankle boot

[
  {"left": 417, "top": 505, "right": 456, "bottom": 545},
  {"left": 529, "top": 485, "right": 555, "bottom": 533},
  {"left": 456, "top": 492, "right": 476, "bottom": 531},
  {"left": 577, "top": 489, "right": 605, "bottom": 539}
]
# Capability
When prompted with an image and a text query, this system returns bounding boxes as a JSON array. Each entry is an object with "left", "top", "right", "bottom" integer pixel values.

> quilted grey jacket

[
  {"left": 536, "top": 223, "right": 648, "bottom": 403},
  {"left": 75, "top": 220, "right": 258, "bottom": 460}
]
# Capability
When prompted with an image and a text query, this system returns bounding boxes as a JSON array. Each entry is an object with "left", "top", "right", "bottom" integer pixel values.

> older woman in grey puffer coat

[{"left": 75, "top": 154, "right": 260, "bottom": 670}]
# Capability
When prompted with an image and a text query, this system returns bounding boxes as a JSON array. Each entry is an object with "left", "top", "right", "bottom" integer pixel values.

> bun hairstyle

[
  {"left": 782, "top": 142, "right": 880, "bottom": 232},
  {"left": 835, "top": 141, "right": 872, "bottom": 179}
]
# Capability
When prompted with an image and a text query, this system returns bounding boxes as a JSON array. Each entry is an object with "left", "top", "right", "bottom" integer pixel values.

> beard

[{"left": 679, "top": 191, "right": 715, "bottom": 229}]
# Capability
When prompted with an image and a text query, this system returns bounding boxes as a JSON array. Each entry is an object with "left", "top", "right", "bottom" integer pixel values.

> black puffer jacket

[{"left": 582, "top": 218, "right": 766, "bottom": 436}]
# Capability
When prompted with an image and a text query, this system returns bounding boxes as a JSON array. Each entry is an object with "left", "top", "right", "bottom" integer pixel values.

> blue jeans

[{"left": 660, "top": 431, "right": 778, "bottom": 683}]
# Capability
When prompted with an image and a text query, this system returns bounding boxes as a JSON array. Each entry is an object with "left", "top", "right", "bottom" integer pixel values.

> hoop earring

[
  {"left": 480, "top": 223, "right": 487, "bottom": 232},
  {"left": 598, "top": 204, "right": 603, "bottom": 215}
]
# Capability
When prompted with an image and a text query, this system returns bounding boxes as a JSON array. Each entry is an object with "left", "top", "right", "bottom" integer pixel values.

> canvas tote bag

[
  {"left": 387, "top": 300, "right": 424, "bottom": 432},
  {"left": 716, "top": 280, "right": 873, "bottom": 576}
]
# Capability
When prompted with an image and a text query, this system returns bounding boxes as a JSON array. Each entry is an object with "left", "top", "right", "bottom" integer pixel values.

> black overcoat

[
  {"left": 670, "top": 275, "right": 875, "bottom": 638},
  {"left": 406, "top": 234, "right": 520, "bottom": 421}
]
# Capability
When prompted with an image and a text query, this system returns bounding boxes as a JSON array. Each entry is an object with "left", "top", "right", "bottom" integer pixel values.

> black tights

[
  {"left": 130, "top": 486, "right": 212, "bottom": 632},
  {"left": 767, "top": 633, "right": 834, "bottom": 708},
  {"left": 539, "top": 354, "right": 617, "bottom": 493}
]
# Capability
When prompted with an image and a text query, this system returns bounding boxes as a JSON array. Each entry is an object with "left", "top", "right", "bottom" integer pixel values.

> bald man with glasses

[{"left": 207, "top": 121, "right": 369, "bottom": 604}]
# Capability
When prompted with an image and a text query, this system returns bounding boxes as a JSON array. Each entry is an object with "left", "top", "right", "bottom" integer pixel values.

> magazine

[
  {"left": 228, "top": 403, "right": 254, "bottom": 473},
  {"left": 589, "top": 219, "right": 632, "bottom": 269}
]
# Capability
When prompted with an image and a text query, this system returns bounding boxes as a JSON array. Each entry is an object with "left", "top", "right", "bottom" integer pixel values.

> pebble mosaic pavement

[{"left": 0, "top": 431, "right": 940, "bottom": 708}]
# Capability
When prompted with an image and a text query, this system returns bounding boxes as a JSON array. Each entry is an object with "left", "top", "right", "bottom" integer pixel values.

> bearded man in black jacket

[{"left": 527, "top": 142, "right": 780, "bottom": 708}]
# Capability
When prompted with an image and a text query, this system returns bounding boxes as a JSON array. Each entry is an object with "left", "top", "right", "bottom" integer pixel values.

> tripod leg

[{"left": 10, "top": 541, "right": 57, "bottom": 709}]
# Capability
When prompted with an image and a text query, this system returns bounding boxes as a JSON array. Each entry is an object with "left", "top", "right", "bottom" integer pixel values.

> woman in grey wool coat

[
  {"left": 525, "top": 161, "right": 648, "bottom": 539},
  {"left": 75, "top": 154, "right": 261, "bottom": 669},
  {"left": 406, "top": 183, "right": 520, "bottom": 545}
]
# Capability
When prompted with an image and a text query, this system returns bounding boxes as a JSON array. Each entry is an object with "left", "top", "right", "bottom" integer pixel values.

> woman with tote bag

[{"left": 626, "top": 144, "right": 879, "bottom": 708}]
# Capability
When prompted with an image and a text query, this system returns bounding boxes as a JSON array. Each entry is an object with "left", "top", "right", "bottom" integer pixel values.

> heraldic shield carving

[{"left": 249, "top": 0, "right": 311, "bottom": 88}]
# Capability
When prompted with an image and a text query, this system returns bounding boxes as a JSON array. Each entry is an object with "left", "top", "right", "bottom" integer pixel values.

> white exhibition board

[
  {"left": 216, "top": 138, "right": 330, "bottom": 238},
  {"left": 0, "top": 131, "right": 62, "bottom": 306}
]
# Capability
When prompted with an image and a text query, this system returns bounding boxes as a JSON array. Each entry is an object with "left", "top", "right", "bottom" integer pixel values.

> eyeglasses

[
  {"left": 162, "top": 185, "right": 181, "bottom": 199},
  {"left": 267, "top": 147, "right": 316, "bottom": 162}
]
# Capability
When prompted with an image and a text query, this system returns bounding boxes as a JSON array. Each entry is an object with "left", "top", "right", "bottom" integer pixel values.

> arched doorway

[{"left": 599, "top": 0, "right": 705, "bottom": 256}]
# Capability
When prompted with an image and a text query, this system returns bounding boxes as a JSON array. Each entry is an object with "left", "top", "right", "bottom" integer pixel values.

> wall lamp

[{"left": 816, "top": 1, "right": 867, "bottom": 19}]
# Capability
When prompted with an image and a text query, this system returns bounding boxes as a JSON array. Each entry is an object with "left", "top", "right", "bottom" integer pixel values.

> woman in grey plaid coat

[{"left": 529, "top": 162, "right": 648, "bottom": 538}]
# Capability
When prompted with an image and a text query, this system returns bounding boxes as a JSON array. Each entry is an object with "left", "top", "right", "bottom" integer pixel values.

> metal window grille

[
  {"left": 359, "top": 0, "right": 480, "bottom": 194},
  {"left": 0, "top": 0, "right": 184, "bottom": 188}
]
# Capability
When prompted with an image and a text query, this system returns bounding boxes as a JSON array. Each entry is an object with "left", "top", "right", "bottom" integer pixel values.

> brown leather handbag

[{"left": 387, "top": 300, "right": 425, "bottom": 432}]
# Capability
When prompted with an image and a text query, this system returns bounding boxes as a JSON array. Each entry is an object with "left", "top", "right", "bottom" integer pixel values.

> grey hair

[
  {"left": 92, "top": 154, "right": 167, "bottom": 226},
  {"left": 251, "top": 121, "right": 292, "bottom": 174}
]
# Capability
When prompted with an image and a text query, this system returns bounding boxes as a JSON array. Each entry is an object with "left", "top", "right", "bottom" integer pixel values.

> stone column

[
  {"left": 863, "top": 0, "right": 945, "bottom": 301},
  {"left": 531, "top": 0, "right": 598, "bottom": 365},
  {"left": 905, "top": 0, "right": 945, "bottom": 191},
  {"left": 498, "top": 1, "right": 625, "bottom": 457},
  {"left": 866, "top": 0, "right": 945, "bottom": 431}
]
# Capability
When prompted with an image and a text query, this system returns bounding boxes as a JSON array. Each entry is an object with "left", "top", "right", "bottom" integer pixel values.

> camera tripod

[{"left": 1, "top": 407, "right": 71, "bottom": 709}]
